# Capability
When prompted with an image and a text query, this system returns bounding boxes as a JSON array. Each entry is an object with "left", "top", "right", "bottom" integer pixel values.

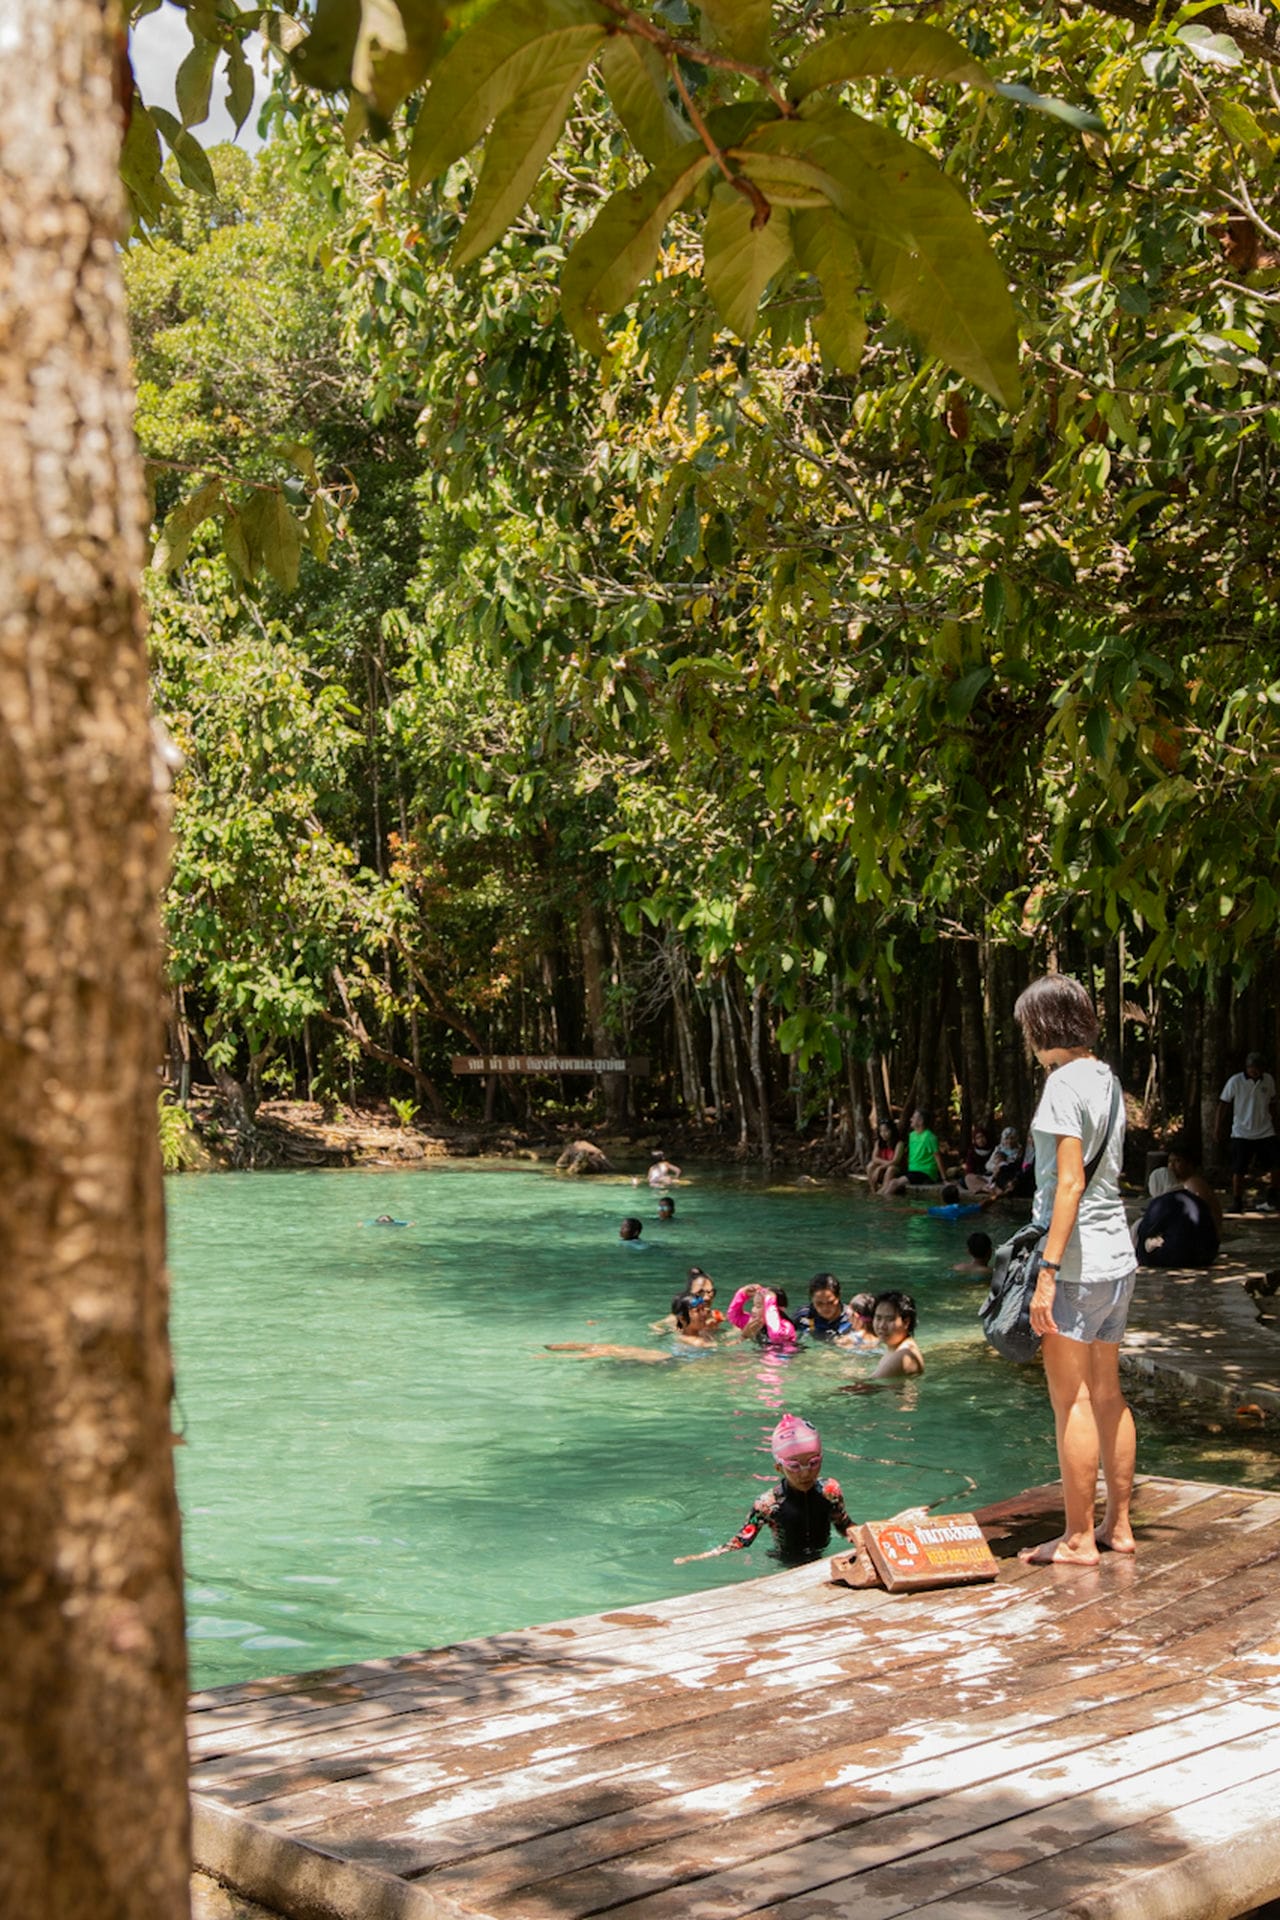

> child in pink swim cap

[{"left": 675, "top": 1414, "right": 857, "bottom": 1566}]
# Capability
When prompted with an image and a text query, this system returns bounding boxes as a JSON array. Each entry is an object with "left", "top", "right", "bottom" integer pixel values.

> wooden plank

[{"left": 582, "top": 1712, "right": 1280, "bottom": 1920}]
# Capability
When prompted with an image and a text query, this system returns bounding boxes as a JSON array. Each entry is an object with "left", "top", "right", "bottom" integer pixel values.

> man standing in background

[{"left": 1220, "top": 1052, "right": 1280, "bottom": 1213}]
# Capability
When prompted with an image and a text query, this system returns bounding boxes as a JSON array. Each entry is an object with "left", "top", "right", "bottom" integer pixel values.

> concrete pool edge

[{"left": 191, "top": 1797, "right": 499, "bottom": 1920}]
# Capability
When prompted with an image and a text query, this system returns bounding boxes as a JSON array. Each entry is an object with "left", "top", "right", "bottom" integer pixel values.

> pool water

[{"left": 169, "top": 1164, "right": 1279, "bottom": 1689}]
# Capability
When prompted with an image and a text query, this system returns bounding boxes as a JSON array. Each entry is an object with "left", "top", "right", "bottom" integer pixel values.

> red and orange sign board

[{"left": 860, "top": 1513, "right": 998, "bottom": 1592}]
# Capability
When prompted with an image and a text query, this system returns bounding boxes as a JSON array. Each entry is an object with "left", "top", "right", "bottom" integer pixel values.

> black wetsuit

[
  {"left": 1135, "top": 1189, "right": 1219, "bottom": 1268},
  {"left": 730, "top": 1476, "right": 853, "bottom": 1563}
]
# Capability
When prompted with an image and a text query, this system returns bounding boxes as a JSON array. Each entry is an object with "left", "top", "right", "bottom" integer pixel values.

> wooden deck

[{"left": 190, "top": 1475, "right": 1280, "bottom": 1920}]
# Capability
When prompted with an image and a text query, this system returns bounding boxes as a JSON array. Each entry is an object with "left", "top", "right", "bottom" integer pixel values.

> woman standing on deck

[{"left": 1016, "top": 975, "right": 1137, "bottom": 1567}]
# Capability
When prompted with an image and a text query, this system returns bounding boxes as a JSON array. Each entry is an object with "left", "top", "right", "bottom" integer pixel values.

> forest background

[
  {"left": 6, "top": 6, "right": 1280, "bottom": 1918},
  {"left": 135, "top": 0, "right": 1280, "bottom": 1176}
]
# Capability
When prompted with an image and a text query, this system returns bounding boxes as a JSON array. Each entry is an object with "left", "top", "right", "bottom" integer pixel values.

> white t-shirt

[
  {"left": 1220, "top": 1072, "right": 1276, "bottom": 1140},
  {"left": 1030, "top": 1056, "right": 1134, "bottom": 1288},
  {"left": 1147, "top": 1165, "right": 1176, "bottom": 1199}
]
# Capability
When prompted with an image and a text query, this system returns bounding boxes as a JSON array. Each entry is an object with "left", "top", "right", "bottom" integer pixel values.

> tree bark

[
  {"left": 578, "top": 899, "right": 626, "bottom": 1125},
  {"left": 955, "top": 939, "right": 989, "bottom": 1130},
  {"left": 0, "top": 6, "right": 191, "bottom": 1915}
]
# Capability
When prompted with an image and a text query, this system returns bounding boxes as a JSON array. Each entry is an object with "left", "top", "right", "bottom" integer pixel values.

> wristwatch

[{"left": 1039, "top": 1257, "right": 1061, "bottom": 1271}]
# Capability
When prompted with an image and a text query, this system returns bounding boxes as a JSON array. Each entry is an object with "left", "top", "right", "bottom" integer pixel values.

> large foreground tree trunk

[{"left": 0, "top": 6, "right": 191, "bottom": 1916}]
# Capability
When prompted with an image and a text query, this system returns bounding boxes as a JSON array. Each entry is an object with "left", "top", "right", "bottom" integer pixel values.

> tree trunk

[
  {"left": 1200, "top": 969, "right": 1229, "bottom": 1176},
  {"left": 955, "top": 940, "right": 989, "bottom": 1129},
  {"left": 578, "top": 899, "right": 626, "bottom": 1126},
  {"left": 1103, "top": 937, "right": 1123, "bottom": 1074},
  {"left": 748, "top": 983, "right": 773, "bottom": 1172},
  {"left": 0, "top": 8, "right": 191, "bottom": 1914}
]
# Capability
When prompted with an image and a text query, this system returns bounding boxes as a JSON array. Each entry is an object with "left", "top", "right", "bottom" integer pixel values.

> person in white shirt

[
  {"left": 1015, "top": 974, "right": 1135, "bottom": 1568},
  {"left": 1219, "top": 1052, "right": 1279, "bottom": 1214}
]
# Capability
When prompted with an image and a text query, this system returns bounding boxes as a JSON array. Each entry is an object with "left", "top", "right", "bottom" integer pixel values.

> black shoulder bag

[{"left": 980, "top": 1074, "right": 1122, "bottom": 1363}]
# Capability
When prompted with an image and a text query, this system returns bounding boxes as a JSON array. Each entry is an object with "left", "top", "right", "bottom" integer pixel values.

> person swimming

[
  {"left": 727, "top": 1284, "right": 799, "bottom": 1349},
  {"left": 675, "top": 1414, "right": 857, "bottom": 1566},
  {"left": 793, "top": 1273, "right": 853, "bottom": 1339},
  {"left": 657, "top": 1194, "right": 675, "bottom": 1220},
  {"left": 619, "top": 1216, "right": 645, "bottom": 1243}
]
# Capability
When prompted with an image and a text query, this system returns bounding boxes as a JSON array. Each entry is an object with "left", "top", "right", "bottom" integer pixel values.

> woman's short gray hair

[{"left": 1014, "top": 974, "right": 1100, "bottom": 1051}]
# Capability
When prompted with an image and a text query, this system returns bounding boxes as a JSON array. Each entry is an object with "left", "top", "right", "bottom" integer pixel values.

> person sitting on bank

[
  {"left": 864, "top": 1120, "right": 903, "bottom": 1194},
  {"left": 794, "top": 1273, "right": 853, "bottom": 1339},
  {"left": 956, "top": 1124, "right": 993, "bottom": 1187},
  {"left": 1134, "top": 1142, "right": 1222, "bottom": 1269},
  {"left": 882, "top": 1109, "right": 947, "bottom": 1196},
  {"left": 1220, "top": 1053, "right": 1280, "bottom": 1213},
  {"left": 648, "top": 1153, "right": 682, "bottom": 1187}
]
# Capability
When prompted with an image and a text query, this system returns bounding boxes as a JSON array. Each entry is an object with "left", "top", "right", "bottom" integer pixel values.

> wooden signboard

[
  {"left": 859, "top": 1513, "right": 998, "bottom": 1593},
  {"left": 450, "top": 1055, "right": 649, "bottom": 1076}
]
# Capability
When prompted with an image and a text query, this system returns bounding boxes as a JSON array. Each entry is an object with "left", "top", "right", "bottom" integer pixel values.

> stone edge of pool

[{"left": 192, "top": 1797, "right": 499, "bottom": 1920}]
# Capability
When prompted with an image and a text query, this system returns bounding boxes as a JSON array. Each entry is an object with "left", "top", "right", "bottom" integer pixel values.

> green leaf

[
  {"left": 1081, "top": 442, "right": 1111, "bottom": 492},
  {"left": 946, "top": 665, "right": 992, "bottom": 721},
  {"left": 560, "top": 136, "right": 715, "bottom": 352},
  {"left": 306, "top": 495, "right": 334, "bottom": 566},
  {"left": 598, "top": 32, "right": 689, "bottom": 165},
  {"left": 789, "top": 23, "right": 993, "bottom": 104},
  {"left": 745, "top": 109, "right": 1021, "bottom": 408},
  {"left": 176, "top": 36, "right": 217, "bottom": 128},
  {"left": 119, "top": 99, "right": 175, "bottom": 225},
  {"left": 1211, "top": 98, "right": 1273, "bottom": 159},
  {"left": 289, "top": 0, "right": 361, "bottom": 90},
  {"left": 1085, "top": 707, "right": 1111, "bottom": 759},
  {"left": 698, "top": 0, "right": 771, "bottom": 68},
  {"left": 994, "top": 82, "right": 1105, "bottom": 132},
  {"left": 242, "top": 491, "right": 303, "bottom": 591},
  {"left": 152, "top": 479, "right": 225, "bottom": 575},
  {"left": 222, "top": 510, "right": 251, "bottom": 581},
  {"left": 791, "top": 207, "right": 866, "bottom": 373},
  {"left": 149, "top": 106, "right": 217, "bottom": 196},
  {"left": 703, "top": 186, "right": 792, "bottom": 341},
  {"left": 279, "top": 441, "right": 319, "bottom": 485},
  {"left": 408, "top": 0, "right": 606, "bottom": 189},
  {"left": 354, "top": 0, "right": 448, "bottom": 120},
  {"left": 452, "top": 30, "right": 603, "bottom": 265},
  {"left": 1176, "top": 24, "right": 1244, "bottom": 68},
  {"left": 225, "top": 41, "right": 257, "bottom": 133}
]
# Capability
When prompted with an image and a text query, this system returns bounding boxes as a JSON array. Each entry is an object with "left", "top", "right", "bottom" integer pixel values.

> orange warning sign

[{"left": 860, "top": 1513, "right": 998, "bottom": 1592}]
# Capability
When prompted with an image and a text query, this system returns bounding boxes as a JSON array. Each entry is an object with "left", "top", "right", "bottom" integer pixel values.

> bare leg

[
  {"left": 1088, "top": 1340, "right": 1136, "bottom": 1552},
  {"left": 1020, "top": 1332, "right": 1101, "bottom": 1565}
]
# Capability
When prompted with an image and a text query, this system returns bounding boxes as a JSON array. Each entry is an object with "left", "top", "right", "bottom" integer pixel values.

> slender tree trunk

[
  {"left": 0, "top": 8, "right": 191, "bottom": 1913},
  {"left": 721, "top": 975, "right": 751, "bottom": 1150},
  {"left": 708, "top": 991, "right": 725, "bottom": 1128},
  {"left": 1200, "top": 969, "right": 1229, "bottom": 1177},
  {"left": 578, "top": 900, "right": 625, "bottom": 1126},
  {"left": 748, "top": 983, "right": 773, "bottom": 1172},
  {"left": 1103, "top": 937, "right": 1123, "bottom": 1073},
  {"left": 956, "top": 939, "right": 989, "bottom": 1128}
]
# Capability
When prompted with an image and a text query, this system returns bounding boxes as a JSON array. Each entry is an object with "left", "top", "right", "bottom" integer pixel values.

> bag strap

[{"left": 1082, "top": 1073, "right": 1122, "bottom": 1190}]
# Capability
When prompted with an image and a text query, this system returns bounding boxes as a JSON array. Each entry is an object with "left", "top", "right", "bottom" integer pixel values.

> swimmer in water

[
  {"left": 954, "top": 1231, "right": 994, "bottom": 1278},
  {"left": 362, "top": 1214, "right": 412, "bottom": 1227},
  {"left": 619, "top": 1216, "right": 645, "bottom": 1243},
  {"left": 871, "top": 1290, "right": 924, "bottom": 1378},
  {"left": 675, "top": 1414, "right": 857, "bottom": 1565},
  {"left": 652, "top": 1267, "right": 722, "bottom": 1332},
  {"left": 657, "top": 1194, "right": 675, "bottom": 1221},
  {"left": 727, "top": 1284, "right": 798, "bottom": 1349}
]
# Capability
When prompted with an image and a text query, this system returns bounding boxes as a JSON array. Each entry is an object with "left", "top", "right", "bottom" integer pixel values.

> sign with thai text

[
  {"left": 450, "top": 1055, "right": 650, "bottom": 1076},
  {"left": 860, "top": 1513, "right": 998, "bottom": 1592}
]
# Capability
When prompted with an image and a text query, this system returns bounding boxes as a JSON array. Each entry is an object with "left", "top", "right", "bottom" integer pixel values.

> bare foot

[
  {"left": 1095, "top": 1526, "right": 1136, "bottom": 1554},
  {"left": 1018, "top": 1536, "right": 1100, "bottom": 1566}
]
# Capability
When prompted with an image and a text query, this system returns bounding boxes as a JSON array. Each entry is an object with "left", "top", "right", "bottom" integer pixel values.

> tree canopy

[{"left": 126, "top": 0, "right": 1280, "bottom": 1156}]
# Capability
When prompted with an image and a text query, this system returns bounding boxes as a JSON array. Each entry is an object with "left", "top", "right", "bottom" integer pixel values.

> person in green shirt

[{"left": 882, "top": 1109, "right": 947, "bottom": 1195}]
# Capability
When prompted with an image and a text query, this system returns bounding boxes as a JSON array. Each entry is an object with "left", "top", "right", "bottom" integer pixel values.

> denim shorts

[{"left": 1051, "top": 1272, "right": 1137, "bottom": 1345}]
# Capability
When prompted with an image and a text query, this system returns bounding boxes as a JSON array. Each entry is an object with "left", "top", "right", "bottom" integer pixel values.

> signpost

[{"left": 450, "top": 1056, "right": 650, "bottom": 1076}]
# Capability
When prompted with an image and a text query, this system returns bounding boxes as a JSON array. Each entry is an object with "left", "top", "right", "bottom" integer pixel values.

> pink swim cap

[{"left": 771, "top": 1414, "right": 821, "bottom": 1468}]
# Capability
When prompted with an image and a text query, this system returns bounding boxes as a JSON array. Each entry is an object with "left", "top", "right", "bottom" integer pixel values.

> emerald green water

[{"left": 169, "top": 1165, "right": 1275, "bottom": 1689}]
